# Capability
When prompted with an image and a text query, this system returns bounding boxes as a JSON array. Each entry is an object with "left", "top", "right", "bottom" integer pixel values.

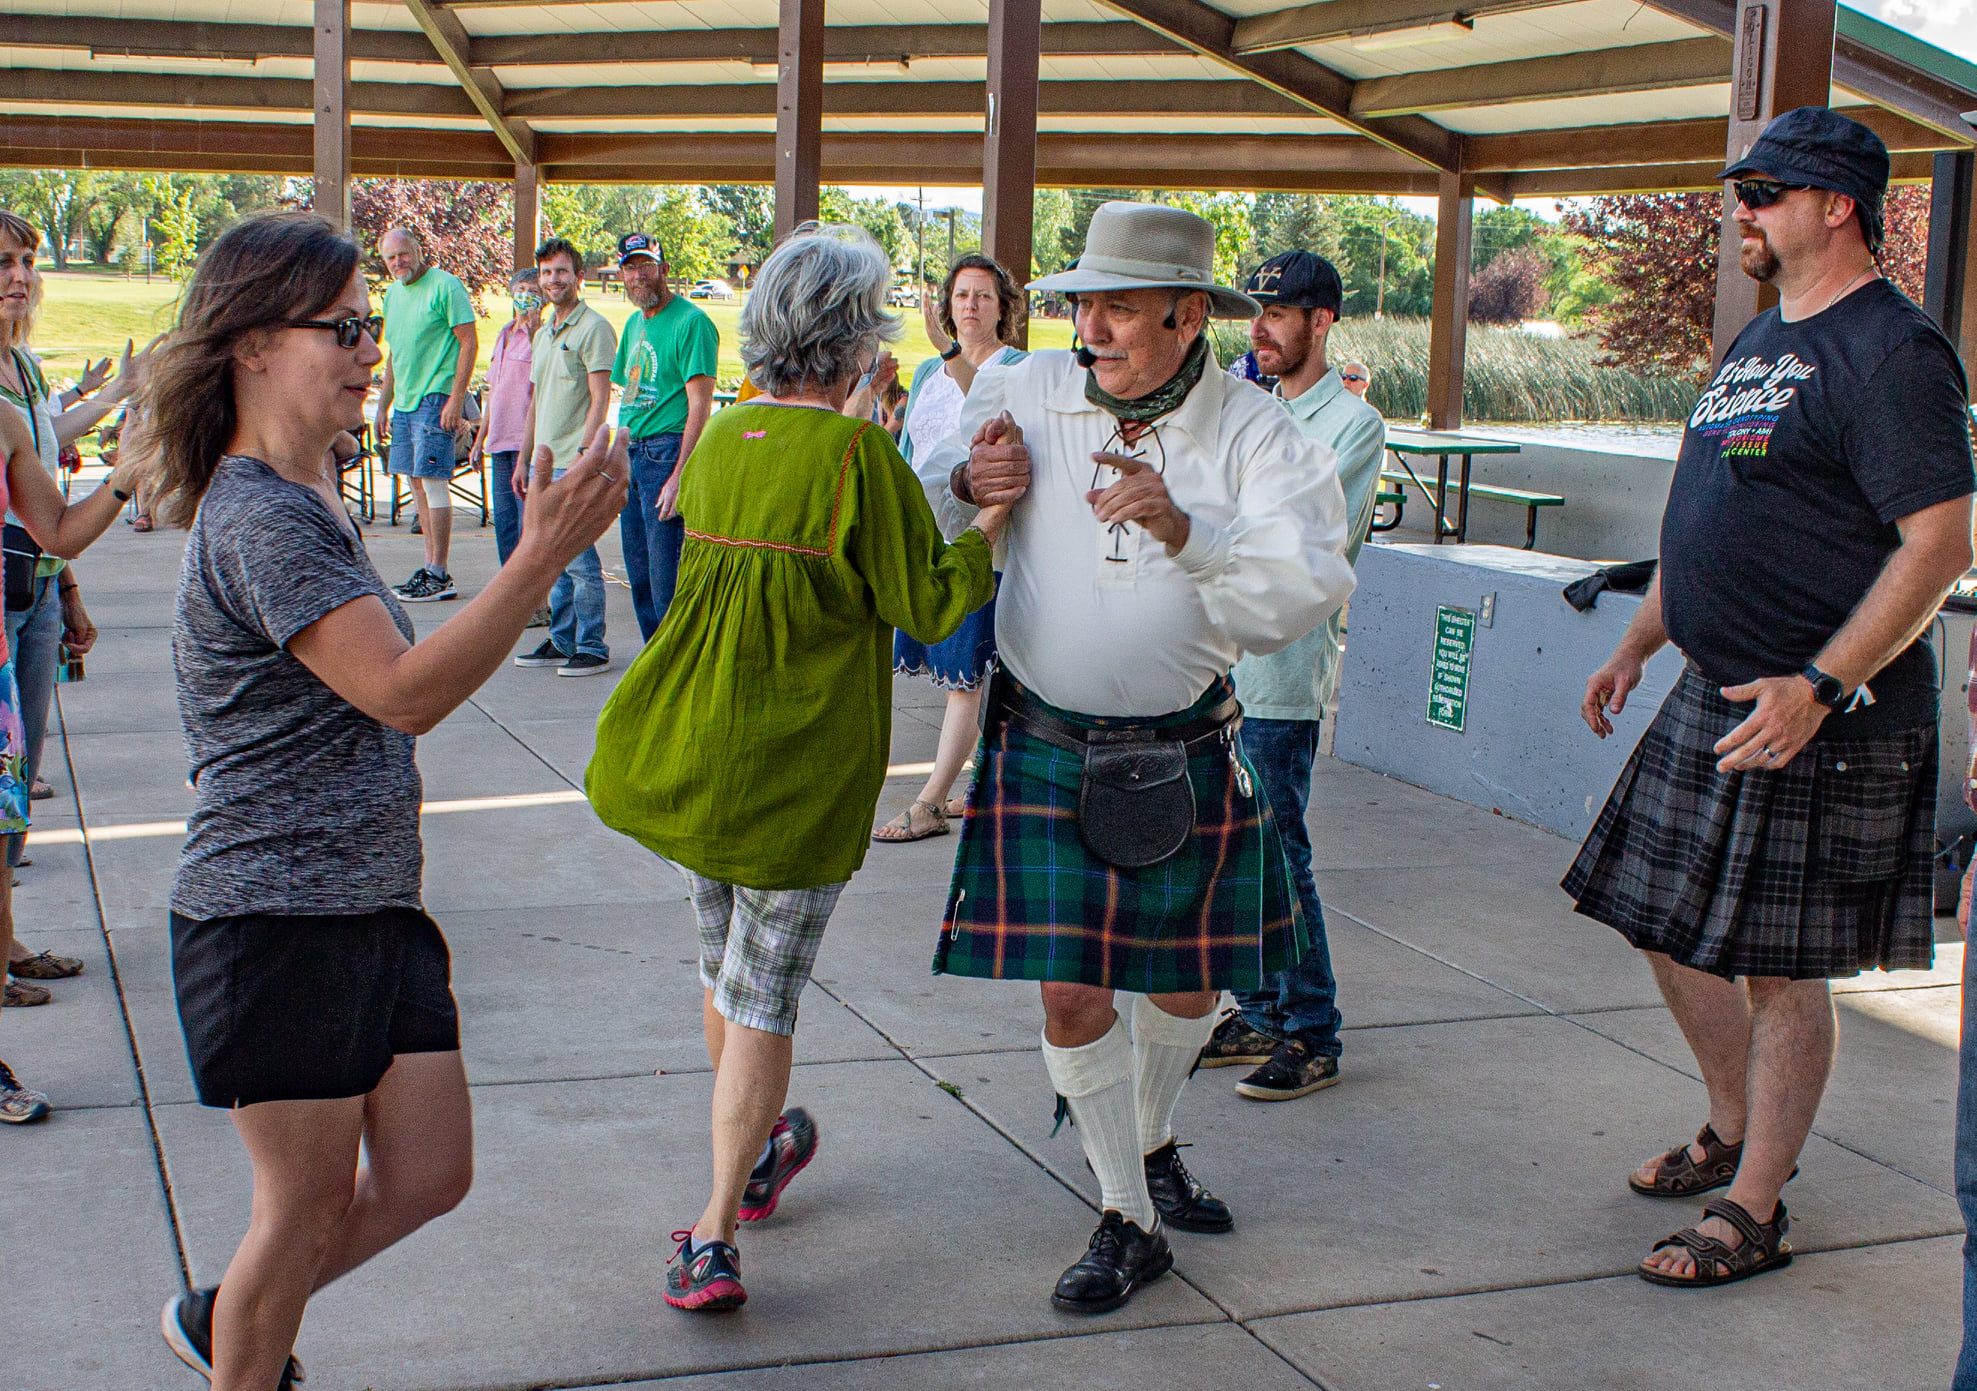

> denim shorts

[{"left": 389, "top": 392, "right": 454, "bottom": 480}]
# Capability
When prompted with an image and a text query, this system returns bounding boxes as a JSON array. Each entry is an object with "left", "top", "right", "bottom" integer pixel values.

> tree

[
  {"left": 340, "top": 178, "right": 515, "bottom": 304},
  {"left": 646, "top": 186, "right": 730, "bottom": 281},
  {"left": 1881, "top": 183, "right": 1930, "bottom": 305},
  {"left": 1562, "top": 193, "right": 1722, "bottom": 381},
  {"left": 152, "top": 188, "right": 202, "bottom": 282},
  {"left": 0, "top": 170, "right": 100, "bottom": 269},
  {"left": 705, "top": 185, "right": 775, "bottom": 265},
  {"left": 1030, "top": 188, "right": 1075, "bottom": 279},
  {"left": 1468, "top": 248, "right": 1550, "bottom": 324}
]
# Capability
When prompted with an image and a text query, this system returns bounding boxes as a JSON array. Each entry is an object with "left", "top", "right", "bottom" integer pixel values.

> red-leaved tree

[
  {"left": 1564, "top": 185, "right": 1937, "bottom": 382},
  {"left": 1468, "top": 247, "right": 1551, "bottom": 324},
  {"left": 323, "top": 179, "right": 515, "bottom": 308}
]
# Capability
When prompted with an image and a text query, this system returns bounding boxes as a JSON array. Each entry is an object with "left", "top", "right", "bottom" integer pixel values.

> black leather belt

[{"left": 988, "top": 673, "right": 1241, "bottom": 754}]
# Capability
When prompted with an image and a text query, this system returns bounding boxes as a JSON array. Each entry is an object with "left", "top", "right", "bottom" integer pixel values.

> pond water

[{"left": 1435, "top": 421, "right": 1687, "bottom": 459}]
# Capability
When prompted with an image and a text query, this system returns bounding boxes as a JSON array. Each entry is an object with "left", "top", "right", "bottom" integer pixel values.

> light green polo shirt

[
  {"left": 612, "top": 294, "right": 719, "bottom": 439},
  {"left": 1232, "top": 368, "right": 1387, "bottom": 722},
  {"left": 529, "top": 301, "right": 618, "bottom": 470},
  {"left": 381, "top": 266, "right": 475, "bottom": 405}
]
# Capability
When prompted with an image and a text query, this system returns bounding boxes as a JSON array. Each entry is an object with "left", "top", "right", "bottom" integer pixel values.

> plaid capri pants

[{"left": 680, "top": 869, "right": 847, "bottom": 1036}]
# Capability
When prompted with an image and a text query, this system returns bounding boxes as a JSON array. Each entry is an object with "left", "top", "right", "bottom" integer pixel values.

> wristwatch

[
  {"left": 1801, "top": 663, "right": 1846, "bottom": 710},
  {"left": 940, "top": 342, "right": 963, "bottom": 361}
]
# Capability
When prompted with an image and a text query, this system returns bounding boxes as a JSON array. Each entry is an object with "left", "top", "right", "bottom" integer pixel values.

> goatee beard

[
  {"left": 628, "top": 285, "right": 662, "bottom": 309},
  {"left": 1739, "top": 239, "right": 1780, "bottom": 282}
]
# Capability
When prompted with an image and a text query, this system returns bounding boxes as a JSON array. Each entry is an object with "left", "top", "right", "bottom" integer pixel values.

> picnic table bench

[{"left": 1370, "top": 429, "right": 1562, "bottom": 549}]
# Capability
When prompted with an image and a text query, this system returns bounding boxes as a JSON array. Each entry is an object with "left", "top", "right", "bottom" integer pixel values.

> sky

[{"left": 843, "top": 0, "right": 1977, "bottom": 220}]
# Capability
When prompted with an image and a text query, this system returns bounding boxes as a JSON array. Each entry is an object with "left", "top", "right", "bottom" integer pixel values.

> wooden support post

[
  {"left": 1426, "top": 171, "right": 1473, "bottom": 432},
  {"left": 1709, "top": 0, "right": 1835, "bottom": 364},
  {"left": 1924, "top": 150, "right": 1976, "bottom": 405},
  {"left": 514, "top": 161, "right": 541, "bottom": 272},
  {"left": 983, "top": 0, "right": 1041, "bottom": 347},
  {"left": 312, "top": 0, "right": 350, "bottom": 232},
  {"left": 773, "top": 0, "right": 824, "bottom": 242}
]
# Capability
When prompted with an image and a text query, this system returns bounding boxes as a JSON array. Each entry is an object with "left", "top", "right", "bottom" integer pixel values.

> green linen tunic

[{"left": 587, "top": 402, "right": 994, "bottom": 890}]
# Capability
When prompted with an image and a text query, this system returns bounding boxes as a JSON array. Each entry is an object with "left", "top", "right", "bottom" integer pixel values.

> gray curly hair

[{"left": 740, "top": 226, "right": 900, "bottom": 398}]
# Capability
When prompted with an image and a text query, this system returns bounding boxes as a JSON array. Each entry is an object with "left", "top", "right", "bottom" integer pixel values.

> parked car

[
  {"left": 886, "top": 285, "right": 921, "bottom": 307},
  {"left": 688, "top": 279, "right": 735, "bottom": 300}
]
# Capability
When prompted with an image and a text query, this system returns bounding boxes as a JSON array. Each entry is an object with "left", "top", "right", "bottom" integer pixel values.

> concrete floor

[{"left": 3, "top": 514, "right": 1966, "bottom": 1390}]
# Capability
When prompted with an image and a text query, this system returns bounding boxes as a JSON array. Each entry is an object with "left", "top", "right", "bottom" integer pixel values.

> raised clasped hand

[
  {"left": 1088, "top": 451, "right": 1189, "bottom": 552},
  {"left": 967, "top": 411, "right": 1031, "bottom": 508},
  {"left": 1712, "top": 673, "right": 1830, "bottom": 773}
]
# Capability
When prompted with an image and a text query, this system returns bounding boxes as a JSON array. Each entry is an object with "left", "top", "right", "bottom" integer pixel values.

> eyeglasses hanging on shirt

[{"left": 1089, "top": 420, "right": 1165, "bottom": 587}]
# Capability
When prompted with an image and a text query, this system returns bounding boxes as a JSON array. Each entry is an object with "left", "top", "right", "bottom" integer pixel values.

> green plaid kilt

[{"left": 932, "top": 679, "right": 1305, "bottom": 993}]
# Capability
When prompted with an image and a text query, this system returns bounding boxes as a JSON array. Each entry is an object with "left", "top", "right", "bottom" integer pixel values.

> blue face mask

[{"left": 512, "top": 292, "right": 543, "bottom": 317}]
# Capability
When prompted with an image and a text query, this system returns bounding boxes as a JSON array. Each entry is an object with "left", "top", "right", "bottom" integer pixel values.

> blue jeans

[
  {"left": 549, "top": 546, "right": 608, "bottom": 660},
  {"left": 490, "top": 450, "right": 521, "bottom": 565},
  {"left": 6, "top": 574, "right": 59, "bottom": 867},
  {"left": 1957, "top": 939, "right": 1977, "bottom": 1389},
  {"left": 387, "top": 392, "right": 452, "bottom": 479},
  {"left": 1232, "top": 717, "right": 1342, "bottom": 1056},
  {"left": 622, "top": 433, "right": 685, "bottom": 643}
]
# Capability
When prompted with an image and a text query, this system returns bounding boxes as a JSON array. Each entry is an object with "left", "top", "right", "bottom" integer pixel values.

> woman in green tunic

[{"left": 588, "top": 227, "right": 1018, "bottom": 1313}]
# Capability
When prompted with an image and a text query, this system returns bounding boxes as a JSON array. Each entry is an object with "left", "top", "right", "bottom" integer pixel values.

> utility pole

[
  {"left": 945, "top": 208, "right": 956, "bottom": 270},
  {"left": 916, "top": 187, "right": 926, "bottom": 291}
]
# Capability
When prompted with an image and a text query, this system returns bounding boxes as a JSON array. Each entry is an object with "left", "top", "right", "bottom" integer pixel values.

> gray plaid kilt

[{"left": 1562, "top": 666, "right": 1937, "bottom": 980}]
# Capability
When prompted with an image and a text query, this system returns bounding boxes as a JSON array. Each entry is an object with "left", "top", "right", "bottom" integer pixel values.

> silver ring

[
  {"left": 599, "top": 470, "right": 617, "bottom": 482},
  {"left": 1761, "top": 746, "right": 1774, "bottom": 758}
]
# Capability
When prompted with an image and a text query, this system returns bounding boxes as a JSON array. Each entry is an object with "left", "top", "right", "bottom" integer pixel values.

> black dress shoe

[
  {"left": 1052, "top": 1210, "right": 1173, "bottom": 1314},
  {"left": 1144, "top": 1140, "right": 1234, "bottom": 1233}
]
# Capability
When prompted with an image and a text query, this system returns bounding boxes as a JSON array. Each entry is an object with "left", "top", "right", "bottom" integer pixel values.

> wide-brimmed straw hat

[{"left": 1031, "top": 201, "right": 1258, "bottom": 319}]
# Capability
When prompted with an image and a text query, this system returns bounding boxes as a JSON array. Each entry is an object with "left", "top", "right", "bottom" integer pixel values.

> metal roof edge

[{"left": 1837, "top": 5, "right": 1977, "bottom": 100}]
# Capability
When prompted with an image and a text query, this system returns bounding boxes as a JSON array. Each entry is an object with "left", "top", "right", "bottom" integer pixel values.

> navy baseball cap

[
  {"left": 617, "top": 232, "right": 665, "bottom": 264},
  {"left": 1244, "top": 250, "right": 1344, "bottom": 316},
  {"left": 1718, "top": 107, "right": 1889, "bottom": 251}
]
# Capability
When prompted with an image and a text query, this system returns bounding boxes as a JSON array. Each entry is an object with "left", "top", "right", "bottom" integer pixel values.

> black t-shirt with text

[{"left": 1660, "top": 279, "right": 1974, "bottom": 735}]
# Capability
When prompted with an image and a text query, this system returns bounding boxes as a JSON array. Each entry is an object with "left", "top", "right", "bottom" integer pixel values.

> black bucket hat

[{"left": 1718, "top": 106, "right": 1889, "bottom": 253}]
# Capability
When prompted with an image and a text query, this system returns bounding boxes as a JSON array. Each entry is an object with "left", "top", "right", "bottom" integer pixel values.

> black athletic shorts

[{"left": 170, "top": 905, "right": 460, "bottom": 1108}]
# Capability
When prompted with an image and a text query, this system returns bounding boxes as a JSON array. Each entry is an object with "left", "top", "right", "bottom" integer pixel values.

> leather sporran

[{"left": 1078, "top": 735, "right": 1195, "bottom": 869}]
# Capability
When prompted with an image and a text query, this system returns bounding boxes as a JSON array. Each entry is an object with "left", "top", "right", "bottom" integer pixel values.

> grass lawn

[{"left": 26, "top": 266, "right": 1078, "bottom": 390}]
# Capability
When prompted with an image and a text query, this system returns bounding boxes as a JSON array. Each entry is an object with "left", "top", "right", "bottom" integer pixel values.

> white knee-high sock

[
  {"left": 1041, "top": 1016, "right": 1156, "bottom": 1229},
  {"left": 1133, "top": 994, "right": 1218, "bottom": 1155}
]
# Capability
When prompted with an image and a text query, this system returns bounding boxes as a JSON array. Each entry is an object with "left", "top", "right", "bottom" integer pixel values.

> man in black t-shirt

[{"left": 1562, "top": 107, "right": 1975, "bottom": 1293}]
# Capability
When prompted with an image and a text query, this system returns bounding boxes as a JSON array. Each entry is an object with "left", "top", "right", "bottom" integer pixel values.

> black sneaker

[
  {"left": 1235, "top": 1037, "right": 1340, "bottom": 1101},
  {"left": 513, "top": 640, "right": 571, "bottom": 668},
  {"left": 526, "top": 605, "right": 552, "bottom": 629},
  {"left": 400, "top": 569, "right": 457, "bottom": 603},
  {"left": 1051, "top": 1211, "right": 1172, "bottom": 1314},
  {"left": 0, "top": 1058, "right": 49, "bottom": 1124},
  {"left": 1144, "top": 1140, "right": 1233, "bottom": 1233},
  {"left": 664, "top": 1230, "right": 747, "bottom": 1312},
  {"left": 161, "top": 1287, "right": 306, "bottom": 1385},
  {"left": 557, "top": 653, "right": 611, "bottom": 678},
  {"left": 392, "top": 566, "right": 429, "bottom": 594},
  {"left": 738, "top": 1108, "right": 819, "bottom": 1222},
  {"left": 1197, "top": 1010, "right": 1280, "bottom": 1069}
]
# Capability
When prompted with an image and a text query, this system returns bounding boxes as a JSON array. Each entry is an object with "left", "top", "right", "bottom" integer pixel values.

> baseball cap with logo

[
  {"left": 1244, "top": 250, "right": 1344, "bottom": 317},
  {"left": 618, "top": 233, "right": 665, "bottom": 265}
]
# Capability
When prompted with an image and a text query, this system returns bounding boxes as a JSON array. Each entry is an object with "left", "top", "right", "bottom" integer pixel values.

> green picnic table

[{"left": 1376, "top": 429, "right": 1533, "bottom": 547}]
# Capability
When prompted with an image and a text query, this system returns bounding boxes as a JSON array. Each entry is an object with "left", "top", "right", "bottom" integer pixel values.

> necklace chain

[{"left": 1818, "top": 267, "right": 1876, "bottom": 317}]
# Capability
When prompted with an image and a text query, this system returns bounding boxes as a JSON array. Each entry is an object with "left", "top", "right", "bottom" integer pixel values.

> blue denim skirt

[{"left": 894, "top": 578, "right": 997, "bottom": 692}]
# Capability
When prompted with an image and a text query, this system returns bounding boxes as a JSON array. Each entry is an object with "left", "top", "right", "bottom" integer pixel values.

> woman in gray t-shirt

[{"left": 141, "top": 213, "right": 626, "bottom": 1391}]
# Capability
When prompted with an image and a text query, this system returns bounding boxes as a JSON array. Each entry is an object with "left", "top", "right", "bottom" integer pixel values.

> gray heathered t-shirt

[{"left": 171, "top": 456, "right": 423, "bottom": 918}]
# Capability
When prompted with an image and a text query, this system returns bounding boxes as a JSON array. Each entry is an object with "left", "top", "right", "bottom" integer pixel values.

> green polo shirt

[
  {"left": 612, "top": 294, "right": 719, "bottom": 439},
  {"left": 529, "top": 301, "right": 618, "bottom": 470},
  {"left": 381, "top": 267, "right": 474, "bottom": 404}
]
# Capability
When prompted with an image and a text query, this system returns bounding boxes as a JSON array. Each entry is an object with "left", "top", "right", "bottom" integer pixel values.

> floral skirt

[{"left": 0, "top": 660, "right": 29, "bottom": 835}]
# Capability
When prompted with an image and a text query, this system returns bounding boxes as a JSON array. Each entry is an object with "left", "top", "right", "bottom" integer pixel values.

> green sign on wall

[{"left": 1428, "top": 606, "right": 1476, "bottom": 732}]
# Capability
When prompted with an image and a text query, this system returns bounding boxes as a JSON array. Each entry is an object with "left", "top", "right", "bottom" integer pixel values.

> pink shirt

[{"left": 483, "top": 318, "right": 535, "bottom": 454}]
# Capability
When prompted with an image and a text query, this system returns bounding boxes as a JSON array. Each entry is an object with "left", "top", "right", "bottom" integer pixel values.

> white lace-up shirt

[{"left": 916, "top": 348, "right": 1354, "bottom": 717}]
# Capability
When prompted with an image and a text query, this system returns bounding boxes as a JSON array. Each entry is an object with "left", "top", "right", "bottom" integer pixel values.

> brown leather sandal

[
  {"left": 1639, "top": 1196, "right": 1792, "bottom": 1287},
  {"left": 1629, "top": 1123, "right": 1743, "bottom": 1197},
  {"left": 872, "top": 799, "right": 948, "bottom": 843}
]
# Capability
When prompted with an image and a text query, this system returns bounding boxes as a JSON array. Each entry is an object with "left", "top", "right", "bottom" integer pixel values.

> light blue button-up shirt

[{"left": 1232, "top": 368, "right": 1386, "bottom": 721}]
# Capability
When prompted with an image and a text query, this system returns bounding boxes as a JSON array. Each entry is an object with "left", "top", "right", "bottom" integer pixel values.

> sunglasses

[
  {"left": 1733, "top": 179, "right": 1810, "bottom": 210},
  {"left": 290, "top": 313, "right": 384, "bottom": 349},
  {"left": 1341, "top": 373, "right": 1367, "bottom": 384}
]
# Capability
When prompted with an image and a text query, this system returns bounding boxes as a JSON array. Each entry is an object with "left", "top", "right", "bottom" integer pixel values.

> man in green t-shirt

[
  {"left": 373, "top": 227, "right": 477, "bottom": 602},
  {"left": 611, "top": 233, "right": 719, "bottom": 641},
  {"left": 515, "top": 237, "right": 618, "bottom": 676}
]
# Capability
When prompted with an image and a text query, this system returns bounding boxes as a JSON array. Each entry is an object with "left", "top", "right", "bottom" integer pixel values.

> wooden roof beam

[
  {"left": 1232, "top": 0, "right": 1566, "bottom": 56},
  {"left": 1465, "top": 110, "right": 1967, "bottom": 172},
  {"left": 6, "top": 68, "right": 477, "bottom": 118},
  {"left": 401, "top": 0, "right": 534, "bottom": 164},
  {"left": 1099, "top": 0, "right": 1461, "bottom": 168},
  {"left": 475, "top": 21, "right": 1185, "bottom": 65},
  {"left": 1351, "top": 37, "right": 1730, "bottom": 117}
]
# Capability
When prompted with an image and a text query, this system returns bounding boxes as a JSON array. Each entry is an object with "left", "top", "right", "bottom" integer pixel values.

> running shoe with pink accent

[
  {"left": 737, "top": 1107, "right": 818, "bottom": 1222},
  {"left": 664, "top": 1230, "right": 746, "bottom": 1312}
]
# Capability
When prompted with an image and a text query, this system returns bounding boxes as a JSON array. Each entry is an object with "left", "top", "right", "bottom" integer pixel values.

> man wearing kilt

[
  {"left": 1566, "top": 108, "right": 1975, "bottom": 1290},
  {"left": 915, "top": 203, "right": 1354, "bottom": 1312}
]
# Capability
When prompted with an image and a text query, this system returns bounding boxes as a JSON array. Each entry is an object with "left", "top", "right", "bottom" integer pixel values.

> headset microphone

[
  {"left": 1163, "top": 310, "right": 1177, "bottom": 329},
  {"left": 1074, "top": 344, "right": 1098, "bottom": 368}
]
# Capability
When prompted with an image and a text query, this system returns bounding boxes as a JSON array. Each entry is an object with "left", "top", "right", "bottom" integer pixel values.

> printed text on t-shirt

[{"left": 1688, "top": 352, "right": 1817, "bottom": 457}]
